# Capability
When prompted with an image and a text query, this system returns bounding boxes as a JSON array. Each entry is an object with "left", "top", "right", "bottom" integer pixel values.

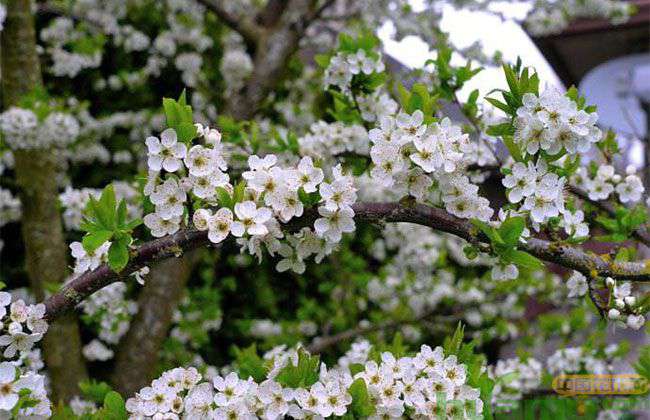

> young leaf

[
  {"left": 108, "top": 237, "right": 130, "bottom": 272},
  {"left": 234, "top": 345, "right": 267, "bottom": 382},
  {"left": 498, "top": 216, "right": 525, "bottom": 246},
  {"left": 275, "top": 349, "right": 320, "bottom": 388},
  {"left": 102, "top": 391, "right": 127, "bottom": 420},
  {"left": 348, "top": 379, "right": 376, "bottom": 417},
  {"left": 82, "top": 230, "right": 113, "bottom": 253},
  {"left": 504, "top": 249, "right": 543, "bottom": 270}
]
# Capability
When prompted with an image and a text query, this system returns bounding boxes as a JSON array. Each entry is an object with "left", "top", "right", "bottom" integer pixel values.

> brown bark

[
  {"left": 1, "top": 0, "right": 87, "bottom": 401},
  {"left": 110, "top": 252, "right": 199, "bottom": 396}
]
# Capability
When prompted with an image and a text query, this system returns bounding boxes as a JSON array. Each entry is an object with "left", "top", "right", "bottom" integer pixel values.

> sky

[
  {"left": 380, "top": 1, "right": 564, "bottom": 103},
  {"left": 380, "top": 2, "right": 647, "bottom": 166}
]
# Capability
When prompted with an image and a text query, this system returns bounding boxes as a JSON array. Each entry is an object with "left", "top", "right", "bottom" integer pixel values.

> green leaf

[
  {"left": 498, "top": 216, "right": 525, "bottom": 246},
  {"left": 162, "top": 98, "right": 181, "bottom": 130},
  {"left": 108, "top": 237, "right": 130, "bottom": 272},
  {"left": 98, "top": 185, "right": 117, "bottom": 229},
  {"left": 348, "top": 379, "right": 376, "bottom": 417},
  {"left": 215, "top": 187, "right": 233, "bottom": 209},
  {"left": 443, "top": 322, "right": 465, "bottom": 356},
  {"left": 233, "top": 181, "right": 246, "bottom": 204},
  {"left": 314, "top": 53, "right": 331, "bottom": 68},
  {"left": 82, "top": 230, "right": 113, "bottom": 253},
  {"left": 176, "top": 122, "right": 197, "bottom": 144},
  {"left": 486, "top": 122, "right": 515, "bottom": 137},
  {"left": 79, "top": 380, "right": 113, "bottom": 404},
  {"left": 504, "top": 249, "right": 543, "bottom": 270},
  {"left": 275, "top": 349, "right": 320, "bottom": 388},
  {"left": 102, "top": 392, "right": 127, "bottom": 420},
  {"left": 124, "top": 218, "right": 142, "bottom": 231},
  {"left": 234, "top": 345, "right": 267, "bottom": 382},
  {"left": 116, "top": 200, "right": 127, "bottom": 228},
  {"left": 485, "top": 97, "right": 512, "bottom": 115},
  {"left": 502, "top": 135, "right": 523, "bottom": 162},
  {"left": 471, "top": 219, "right": 503, "bottom": 245}
]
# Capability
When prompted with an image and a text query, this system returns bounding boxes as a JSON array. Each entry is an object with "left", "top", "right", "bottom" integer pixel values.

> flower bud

[
  {"left": 605, "top": 277, "right": 615, "bottom": 288},
  {"left": 624, "top": 296, "right": 636, "bottom": 306},
  {"left": 608, "top": 308, "right": 620, "bottom": 320}
]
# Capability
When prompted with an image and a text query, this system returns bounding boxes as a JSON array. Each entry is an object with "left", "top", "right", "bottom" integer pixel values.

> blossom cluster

[
  {"left": 368, "top": 111, "right": 493, "bottom": 221},
  {"left": 0, "top": 362, "right": 51, "bottom": 417},
  {"left": 298, "top": 121, "right": 368, "bottom": 161},
  {"left": 221, "top": 49, "right": 254, "bottom": 95},
  {"left": 488, "top": 357, "right": 542, "bottom": 408},
  {"left": 40, "top": 17, "right": 102, "bottom": 77},
  {"left": 605, "top": 278, "right": 646, "bottom": 330},
  {"left": 79, "top": 282, "right": 137, "bottom": 353},
  {"left": 572, "top": 164, "right": 644, "bottom": 203},
  {"left": 514, "top": 89, "right": 601, "bottom": 157},
  {"left": 323, "top": 49, "right": 385, "bottom": 92},
  {"left": 40, "top": 0, "right": 213, "bottom": 85},
  {"left": 525, "top": 0, "right": 633, "bottom": 36},
  {"left": 547, "top": 345, "right": 623, "bottom": 376},
  {"left": 126, "top": 344, "right": 484, "bottom": 419},
  {"left": 142, "top": 124, "right": 358, "bottom": 273},
  {"left": 0, "top": 291, "right": 51, "bottom": 417},
  {"left": 0, "top": 107, "right": 80, "bottom": 150}
]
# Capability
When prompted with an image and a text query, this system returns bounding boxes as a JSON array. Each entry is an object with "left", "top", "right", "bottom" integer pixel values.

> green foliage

[
  {"left": 488, "top": 59, "right": 540, "bottom": 115},
  {"left": 79, "top": 380, "right": 114, "bottom": 404},
  {"left": 336, "top": 31, "right": 381, "bottom": 56},
  {"left": 634, "top": 345, "right": 650, "bottom": 386},
  {"left": 51, "top": 390, "right": 126, "bottom": 420},
  {"left": 443, "top": 323, "right": 495, "bottom": 420},
  {"left": 595, "top": 205, "right": 647, "bottom": 242},
  {"left": 397, "top": 83, "right": 439, "bottom": 119},
  {"left": 80, "top": 184, "right": 142, "bottom": 272},
  {"left": 565, "top": 86, "right": 596, "bottom": 113},
  {"left": 597, "top": 130, "right": 620, "bottom": 156},
  {"left": 347, "top": 379, "right": 376, "bottom": 417},
  {"left": 275, "top": 349, "right": 320, "bottom": 388},
  {"left": 472, "top": 217, "right": 543, "bottom": 272},
  {"left": 92, "top": 392, "right": 128, "bottom": 420},
  {"left": 233, "top": 344, "right": 267, "bottom": 382},
  {"left": 427, "top": 40, "right": 482, "bottom": 100},
  {"left": 162, "top": 90, "right": 196, "bottom": 143},
  {"left": 327, "top": 90, "right": 363, "bottom": 124}
]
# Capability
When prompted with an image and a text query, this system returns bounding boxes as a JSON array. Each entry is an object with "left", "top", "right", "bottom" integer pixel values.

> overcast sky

[{"left": 380, "top": 2, "right": 563, "bottom": 103}]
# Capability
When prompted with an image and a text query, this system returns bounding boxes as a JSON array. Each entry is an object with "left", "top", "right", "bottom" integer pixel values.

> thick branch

[
  {"left": 111, "top": 252, "right": 200, "bottom": 396},
  {"left": 44, "top": 202, "right": 650, "bottom": 321},
  {"left": 196, "top": 0, "right": 261, "bottom": 49}
]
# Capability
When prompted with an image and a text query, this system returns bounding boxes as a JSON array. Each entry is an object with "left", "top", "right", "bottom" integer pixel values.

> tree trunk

[
  {"left": 1, "top": 0, "right": 87, "bottom": 402},
  {"left": 111, "top": 252, "right": 199, "bottom": 396}
]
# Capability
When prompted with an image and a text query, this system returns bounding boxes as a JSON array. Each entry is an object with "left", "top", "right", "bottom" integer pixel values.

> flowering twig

[{"left": 44, "top": 202, "right": 650, "bottom": 321}]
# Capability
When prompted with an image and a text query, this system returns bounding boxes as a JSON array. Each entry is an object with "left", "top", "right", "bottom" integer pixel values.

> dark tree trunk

[{"left": 1, "top": 0, "right": 87, "bottom": 402}]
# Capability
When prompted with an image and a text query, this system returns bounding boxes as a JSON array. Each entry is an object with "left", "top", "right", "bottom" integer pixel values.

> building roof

[{"left": 529, "top": 0, "right": 650, "bottom": 87}]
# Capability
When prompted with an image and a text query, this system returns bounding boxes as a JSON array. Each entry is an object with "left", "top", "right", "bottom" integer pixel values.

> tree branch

[
  {"left": 307, "top": 309, "right": 440, "bottom": 354},
  {"left": 568, "top": 185, "right": 650, "bottom": 246},
  {"left": 43, "top": 202, "right": 650, "bottom": 321},
  {"left": 196, "top": 0, "right": 261, "bottom": 49},
  {"left": 111, "top": 251, "right": 201, "bottom": 396}
]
